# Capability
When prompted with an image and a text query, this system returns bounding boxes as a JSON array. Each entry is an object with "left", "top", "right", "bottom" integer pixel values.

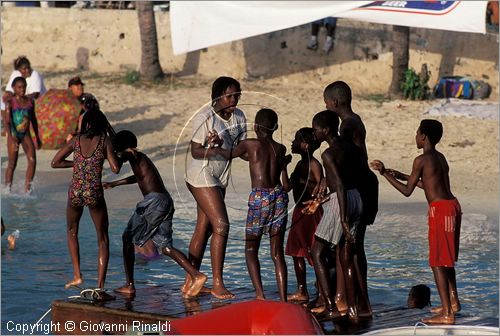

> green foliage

[
  {"left": 124, "top": 70, "right": 140, "bottom": 85},
  {"left": 401, "top": 67, "right": 430, "bottom": 100}
]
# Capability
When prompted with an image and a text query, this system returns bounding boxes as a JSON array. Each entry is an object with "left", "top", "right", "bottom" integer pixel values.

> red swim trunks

[
  {"left": 285, "top": 203, "right": 323, "bottom": 266},
  {"left": 428, "top": 198, "right": 461, "bottom": 267}
]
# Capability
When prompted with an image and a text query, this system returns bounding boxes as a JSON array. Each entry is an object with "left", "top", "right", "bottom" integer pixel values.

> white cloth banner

[
  {"left": 170, "top": 1, "right": 371, "bottom": 55},
  {"left": 337, "top": 1, "right": 487, "bottom": 34},
  {"left": 170, "top": 1, "right": 487, "bottom": 55}
]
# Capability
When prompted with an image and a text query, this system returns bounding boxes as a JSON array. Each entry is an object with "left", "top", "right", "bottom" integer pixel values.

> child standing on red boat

[{"left": 285, "top": 127, "right": 323, "bottom": 302}]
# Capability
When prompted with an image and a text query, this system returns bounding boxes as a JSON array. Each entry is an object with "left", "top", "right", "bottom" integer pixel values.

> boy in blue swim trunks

[
  {"left": 103, "top": 130, "right": 207, "bottom": 298},
  {"left": 218, "top": 108, "right": 291, "bottom": 301}
]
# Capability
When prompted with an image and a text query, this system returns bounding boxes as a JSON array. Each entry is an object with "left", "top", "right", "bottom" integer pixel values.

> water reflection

[{"left": 1, "top": 192, "right": 498, "bottom": 333}]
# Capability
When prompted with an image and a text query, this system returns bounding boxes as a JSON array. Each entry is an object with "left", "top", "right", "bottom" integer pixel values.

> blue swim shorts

[
  {"left": 246, "top": 185, "right": 288, "bottom": 236},
  {"left": 123, "top": 192, "right": 174, "bottom": 249}
]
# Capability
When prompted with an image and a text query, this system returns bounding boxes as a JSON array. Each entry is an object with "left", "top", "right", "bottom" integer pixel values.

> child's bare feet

[
  {"left": 199, "top": 286, "right": 211, "bottom": 294},
  {"left": 181, "top": 275, "right": 192, "bottom": 294},
  {"left": 182, "top": 275, "right": 211, "bottom": 295},
  {"left": 358, "top": 309, "right": 373, "bottom": 318},
  {"left": 347, "top": 308, "right": 360, "bottom": 323},
  {"left": 305, "top": 294, "right": 324, "bottom": 309},
  {"left": 115, "top": 283, "right": 136, "bottom": 296},
  {"left": 314, "top": 308, "right": 345, "bottom": 322},
  {"left": 186, "top": 274, "right": 208, "bottom": 297},
  {"left": 422, "top": 313, "right": 455, "bottom": 325},
  {"left": 311, "top": 305, "right": 326, "bottom": 314},
  {"left": 211, "top": 286, "right": 235, "bottom": 300},
  {"left": 65, "top": 277, "right": 83, "bottom": 289},
  {"left": 430, "top": 304, "right": 461, "bottom": 314},
  {"left": 25, "top": 182, "right": 34, "bottom": 195},
  {"left": 287, "top": 291, "right": 309, "bottom": 302},
  {"left": 335, "top": 295, "right": 348, "bottom": 315},
  {"left": 255, "top": 295, "right": 266, "bottom": 300}
]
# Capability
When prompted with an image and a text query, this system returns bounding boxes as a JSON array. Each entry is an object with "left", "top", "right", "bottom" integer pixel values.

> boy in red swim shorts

[{"left": 370, "top": 119, "right": 461, "bottom": 325}]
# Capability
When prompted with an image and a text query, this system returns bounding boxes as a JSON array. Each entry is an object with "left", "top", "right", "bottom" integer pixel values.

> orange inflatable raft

[{"left": 167, "top": 300, "right": 323, "bottom": 335}]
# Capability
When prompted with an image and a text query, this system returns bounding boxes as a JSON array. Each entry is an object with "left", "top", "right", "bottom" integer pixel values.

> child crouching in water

[{"left": 103, "top": 130, "right": 207, "bottom": 297}]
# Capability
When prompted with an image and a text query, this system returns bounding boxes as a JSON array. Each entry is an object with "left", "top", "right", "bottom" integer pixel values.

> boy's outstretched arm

[
  {"left": 386, "top": 169, "right": 424, "bottom": 189},
  {"left": 51, "top": 140, "right": 75, "bottom": 168},
  {"left": 371, "top": 158, "right": 423, "bottom": 197},
  {"left": 105, "top": 137, "right": 122, "bottom": 174},
  {"left": 311, "top": 177, "right": 328, "bottom": 200},
  {"left": 103, "top": 175, "right": 138, "bottom": 189},
  {"left": 216, "top": 141, "right": 248, "bottom": 160},
  {"left": 191, "top": 141, "right": 232, "bottom": 160}
]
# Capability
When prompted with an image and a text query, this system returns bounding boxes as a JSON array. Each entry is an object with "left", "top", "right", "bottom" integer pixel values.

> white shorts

[{"left": 315, "top": 189, "right": 363, "bottom": 246}]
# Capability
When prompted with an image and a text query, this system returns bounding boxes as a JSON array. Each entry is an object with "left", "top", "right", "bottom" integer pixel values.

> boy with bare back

[
  {"left": 370, "top": 119, "right": 461, "bottom": 325},
  {"left": 311, "top": 110, "right": 369, "bottom": 322},
  {"left": 218, "top": 108, "right": 290, "bottom": 301},
  {"left": 103, "top": 130, "right": 207, "bottom": 298},
  {"left": 322, "top": 81, "right": 377, "bottom": 316}
]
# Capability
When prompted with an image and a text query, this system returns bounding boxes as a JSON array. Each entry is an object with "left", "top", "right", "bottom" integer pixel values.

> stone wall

[{"left": 1, "top": 7, "right": 498, "bottom": 95}]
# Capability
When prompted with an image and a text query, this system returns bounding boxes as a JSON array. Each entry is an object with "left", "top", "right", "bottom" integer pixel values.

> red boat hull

[{"left": 168, "top": 300, "right": 323, "bottom": 335}]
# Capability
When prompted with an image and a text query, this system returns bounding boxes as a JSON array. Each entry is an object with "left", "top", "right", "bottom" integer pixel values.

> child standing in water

[
  {"left": 219, "top": 108, "right": 290, "bottom": 301},
  {"left": 4, "top": 77, "right": 42, "bottom": 193},
  {"left": 103, "top": 130, "right": 207, "bottom": 297},
  {"left": 285, "top": 128, "right": 323, "bottom": 302},
  {"left": 51, "top": 109, "right": 121, "bottom": 298},
  {"left": 371, "top": 119, "right": 461, "bottom": 324}
]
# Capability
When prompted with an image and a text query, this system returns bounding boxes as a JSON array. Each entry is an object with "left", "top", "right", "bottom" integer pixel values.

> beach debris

[{"left": 449, "top": 139, "right": 475, "bottom": 148}]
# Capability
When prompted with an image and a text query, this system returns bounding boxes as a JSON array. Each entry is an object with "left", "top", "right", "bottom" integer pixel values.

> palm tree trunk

[
  {"left": 136, "top": 1, "right": 163, "bottom": 80},
  {"left": 389, "top": 25, "right": 409, "bottom": 99}
]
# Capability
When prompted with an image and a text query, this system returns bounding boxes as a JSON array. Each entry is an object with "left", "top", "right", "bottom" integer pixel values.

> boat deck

[{"left": 51, "top": 283, "right": 498, "bottom": 335}]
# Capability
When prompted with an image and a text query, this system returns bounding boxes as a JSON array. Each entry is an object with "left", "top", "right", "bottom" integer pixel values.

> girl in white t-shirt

[{"left": 183, "top": 76, "right": 247, "bottom": 300}]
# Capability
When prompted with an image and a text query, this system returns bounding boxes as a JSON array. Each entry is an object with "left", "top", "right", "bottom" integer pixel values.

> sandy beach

[{"left": 3, "top": 71, "right": 497, "bottom": 219}]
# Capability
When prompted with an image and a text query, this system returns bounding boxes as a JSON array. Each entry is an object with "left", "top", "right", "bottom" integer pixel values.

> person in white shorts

[{"left": 310, "top": 110, "right": 368, "bottom": 322}]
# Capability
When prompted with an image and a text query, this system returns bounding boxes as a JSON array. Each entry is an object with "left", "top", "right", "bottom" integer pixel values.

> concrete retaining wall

[{"left": 1, "top": 7, "right": 498, "bottom": 95}]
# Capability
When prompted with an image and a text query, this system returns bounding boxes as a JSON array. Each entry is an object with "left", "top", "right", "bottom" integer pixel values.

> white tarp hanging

[
  {"left": 170, "top": 1, "right": 488, "bottom": 55},
  {"left": 337, "top": 1, "right": 487, "bottom": 34},
  {"left": 170, "top": 1, "right": 371, "bottom": 55}
]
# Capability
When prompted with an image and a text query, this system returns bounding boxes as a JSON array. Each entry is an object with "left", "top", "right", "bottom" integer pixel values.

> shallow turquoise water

[{"left": 1, "top": 175, "right": 498, "bottom": 334}]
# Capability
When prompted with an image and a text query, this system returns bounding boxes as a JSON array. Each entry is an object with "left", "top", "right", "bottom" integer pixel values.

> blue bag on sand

[{"left": 434, "top": 76, "right": 473, "bottom": 99}]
